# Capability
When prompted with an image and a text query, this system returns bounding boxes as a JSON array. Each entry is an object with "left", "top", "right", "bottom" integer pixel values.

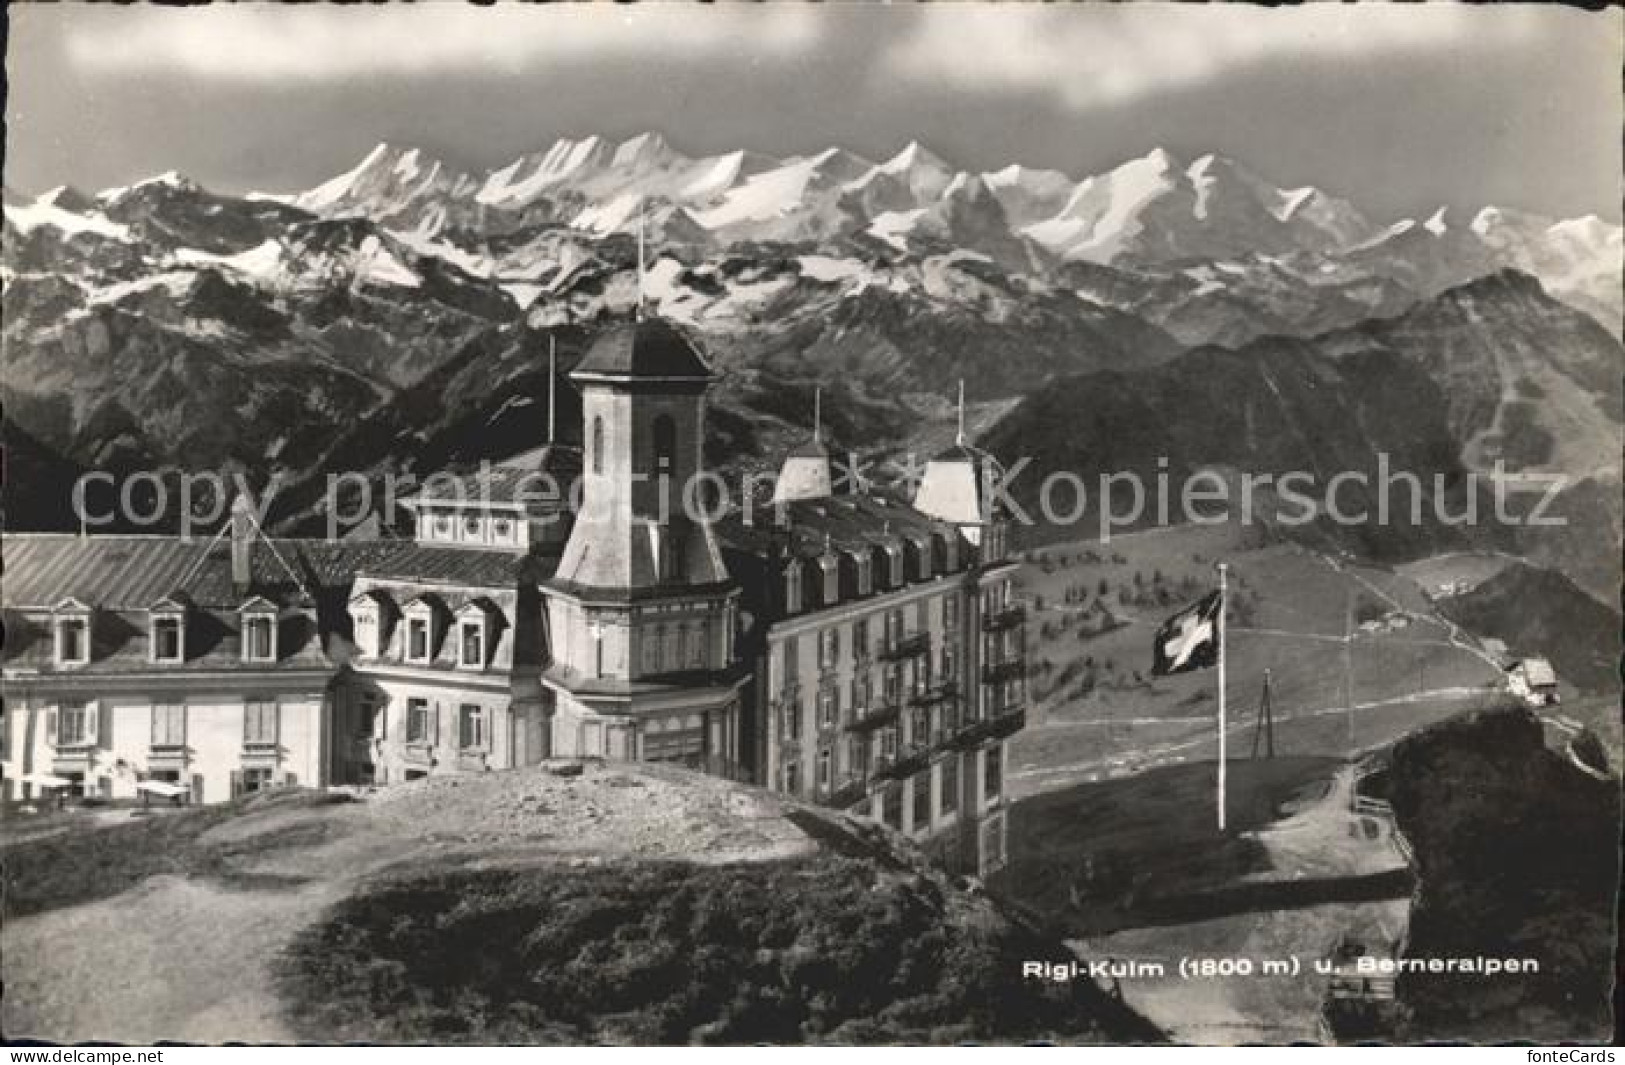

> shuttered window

[{"left": 152, "top": 703, "right": 186, "bottom": 747}]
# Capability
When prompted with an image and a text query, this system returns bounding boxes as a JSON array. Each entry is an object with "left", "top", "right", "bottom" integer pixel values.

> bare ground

[{"left": 2, "top": 761, "right": 821, "bottom": 1043}]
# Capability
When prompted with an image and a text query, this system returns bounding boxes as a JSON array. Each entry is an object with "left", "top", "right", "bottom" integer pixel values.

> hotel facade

[{"left": 2, "top": 315, "right": 1026, "bottom": 875}]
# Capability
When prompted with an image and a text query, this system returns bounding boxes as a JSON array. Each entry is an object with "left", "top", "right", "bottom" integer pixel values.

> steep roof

[
  {"left": 1, "top": 535, "right": 317, "bottom": 610},
  {"left": 572, "top": 317, "right": 713, "bottom": 382}
]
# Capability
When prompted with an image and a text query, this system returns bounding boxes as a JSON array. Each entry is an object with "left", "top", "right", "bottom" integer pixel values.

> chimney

[{"left": 230, "top": 494, "right": 254, "bottom": 595}]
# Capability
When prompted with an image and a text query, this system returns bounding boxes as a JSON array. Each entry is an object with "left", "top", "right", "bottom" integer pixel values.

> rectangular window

[
  {"left": 355, "top": 615, "right": 377, "bottom": 657},
  {"left": 690, "top": 621, "right": 708, "bottom": 669},
  {"left": 985, "top": 745, "right": 1003, "bottom": 801},
  {"left": 851, "top": 674, "right": 869, "bottom": 717},
  {"left": 912, "top": 772, "right": 931, "bottom": 831},
  {"left": 460, "top": 623, "right": 483, "bottom": 668},
  {"left": 783, "top": 760, "right": 800, "bottom": 796},
  {"left": 459, "top": 704, "right": 486, "bottom": 750},
  {"left": 817, "top": 747, "right": 831, "bottom": 791},
  {"left": 944, "top": 594, "right": 959, "bottom": 629},
  {"left": 644, "top": 626, "right": 663, "bottom": 676},
  {"left": 883, "top": 664, "right": 901, "bottom": 706},
  {"left": 941, "top": 644, "right": 957, "bottom": 684},
  {"left": 782, "top": 695, "right": 802, "bottom": 740},
  {"left": 819, "top": 687, "right": 838, "bottom": 728},
  {"left": 245, "top": 699, "right": 279, "bottom": 746},
  {"left": 152, "top": 702, "right": 186, "bottom": 747},
  {"left": 911, "top": 706, "right": 930, "bottom": 748},
  {"left": 785, "top": 565, "right": 802, "bottom": 614},
  {"left": 408, "top": 619, "right": 429, "bottom": 662},
  {"left": 880, "top": 726, "right": 898, "bottom": 761},
  {"left": 238, "top": 767, "right": 274, "bottom": 796},
  {"left": 941, "top": 757, "right": 959, "bottom": 815},
  {"left": 853, "top": 619, "right": 869, "bottom": 659},
  {"left": 154, "top": 618, "right": 182, "bottom": 662},
  {"left": 781, "top": 635, "right": 799, "bottom": 684},
  {"left": 244, "top": 616, "right": 274, "bottom": 661},
  {"left": 883, "top": 784, "right": 903, "bottom": 828},
  {"left": 817, "top": 626, "right": 840, "bottom": 669},
  {"left": 58, "top": 700, "right": 89, "bottom": 746},
  {"left": 58, "top": 620, "right": 88, "bottom": 664},
  {"left": 406, "top": 698, "right": 430, "bottom": 743}
]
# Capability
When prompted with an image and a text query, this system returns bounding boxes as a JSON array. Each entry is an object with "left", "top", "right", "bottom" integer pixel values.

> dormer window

[
  {"left": 149, "top": 596, "right": 188, "bottom": 664},
  {"left": 240, "top": 598, "right": 278, "bottom": 663},
  {"left": 818, "top": 555, "right": 839, "bottom": 605},
  {"left": 348, "top": 590, "right": 397, "bottom": 660},
  {"left": 856, "top": 553, "right": 873, "bottom": 596},
  {"left": 53, "top": 599, "right": 91, "bottom": 668},
  {"left": 911, "top": 537, "right": 931, "bottom": 580},
  {"left": 492, "top": 516, "right": 514, "bottom": 543},
  {"left": 784, "top": 562, "right": 803, "bottom": 614},
  {"left": 153, "top": 618, "right": 183, "bottom": 662},
  {"left": 454, "top": 600, "right": 499, "bottom": 670},
  {"left": 460, "top": 622, "right": 484, "bottom": 668},
  {"left": 432, "top": 513, "right": 453, "bottom": 540},
  {"left": 883, "top": 543, "right": 903, "bottom": 587},
  {"left": 402, "top": 596, "right": 447, "bottom": 665}
]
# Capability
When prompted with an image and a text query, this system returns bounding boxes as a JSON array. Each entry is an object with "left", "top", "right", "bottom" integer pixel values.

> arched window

[
  {"left": 651, "top": 413, "right": 677, "bottom": 476},
  {"left": 592, "top": 416, "right": 605, "bottom": 475}
]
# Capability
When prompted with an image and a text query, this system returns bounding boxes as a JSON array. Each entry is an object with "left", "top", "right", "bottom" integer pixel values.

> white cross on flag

[{"left": 1151, "top": 590, "right": 1223, "bottom": 675}]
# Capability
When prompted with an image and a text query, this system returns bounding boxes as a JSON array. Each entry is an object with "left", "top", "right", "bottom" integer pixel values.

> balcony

[
  {"left": 879, "top": 631, "right": 930, "bottom": 661},
  {"left": 876, "top": 745, "right": 930, "bottom": 782},
  {"left": 982, "top": 604, "right": 1026, "bottom": 632},
  {"left": 827, "top": 776, "right": 871, "bottom": 810},
  {"left": 982, "top": 659, "right": 1026, "bottom": 685},
  {"left": 989, "top": 706, "right": 1026, "bottom": 741},
  {"left": 845, "top": 700, "right": 902, "bottom": 733},
  {"left": 911, "top": 679, "right": 958, "bottom": 706},
  {"left": 945, "top": 706, "right": 1026, "bottom": 750}
]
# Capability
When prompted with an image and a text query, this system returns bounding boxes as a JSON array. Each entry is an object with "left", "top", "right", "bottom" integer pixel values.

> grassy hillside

[
  {"left": 1384, "top": 707, "right": 1618, "bottom": 1041},
  {"left": 2, "top": 764, "right": 1159, "bottom": 1045},
  {"left": 1436, "top": 562, "right": 1620, "bottom": 693},
  {"left": 1008, "top": 524, "right": 1506, "bottom": 798},
  {"left": 277, "top": 846, "right": 1160, "bottom": 1044}
]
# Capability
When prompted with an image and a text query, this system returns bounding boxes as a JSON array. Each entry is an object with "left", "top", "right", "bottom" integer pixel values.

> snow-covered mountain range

[
  {"left": 214, "top": 133, "right": 1619, "bottom": 329},
  {"left": 3, "top": 133, "right": 1620, "bottom": 595}
]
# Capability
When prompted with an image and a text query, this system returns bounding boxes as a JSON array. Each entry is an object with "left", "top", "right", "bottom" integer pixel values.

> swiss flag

[{"left": 1151, "top": 591, "right": 1222, "bottom": 676}]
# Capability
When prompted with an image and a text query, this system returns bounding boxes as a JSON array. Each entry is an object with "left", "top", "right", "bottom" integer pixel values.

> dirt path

[
  {"left": 3, "top": 763, "right": 820, "bottom": 1043},
  {"left": 1071, "top": 766, "right": 1411, "bottom": 1043}
]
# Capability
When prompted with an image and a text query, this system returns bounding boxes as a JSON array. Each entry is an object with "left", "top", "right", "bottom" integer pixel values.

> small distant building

[
  {"left": 1480, "top": 638, "right": 1511, "bottom": 666},
  {"left": 1506, "top": 657, "right": 1560, "bottom": 707}
]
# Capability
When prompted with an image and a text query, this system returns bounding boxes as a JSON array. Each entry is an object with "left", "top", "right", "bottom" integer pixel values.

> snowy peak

[
  {"left": 982, "top": 164, "right": 1074, "bottom": 229},
  {"left": 293, "top": 142, "right": 472, "bottom": 226},
  {"left": 610, "top": 131, "right": 679, "bottom": 170},
  {"left": 38, "top": 185, "right": 96, "bottom": 212}
]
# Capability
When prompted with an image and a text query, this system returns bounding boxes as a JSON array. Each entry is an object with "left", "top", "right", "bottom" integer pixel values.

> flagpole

[{"left": 1217, "top": 562, "right": 1228, "bottom": 833}]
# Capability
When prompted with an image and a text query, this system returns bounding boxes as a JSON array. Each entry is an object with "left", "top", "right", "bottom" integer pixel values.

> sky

[{"left": 6, "top": 3, "right": 1622, "bottom": 223}]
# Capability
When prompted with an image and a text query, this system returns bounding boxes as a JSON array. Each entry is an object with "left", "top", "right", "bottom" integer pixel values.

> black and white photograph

[{"left": 2, "top": 2, "right": 1620, "bottom": 1049}]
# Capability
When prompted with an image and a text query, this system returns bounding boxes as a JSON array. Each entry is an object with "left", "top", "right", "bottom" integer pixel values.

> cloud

[
  {"left": 63, "top": 4, "right": 822, "bottom": 81},
  {"left": 879, "top": 4, "right": 1545, "bottom": 110}
]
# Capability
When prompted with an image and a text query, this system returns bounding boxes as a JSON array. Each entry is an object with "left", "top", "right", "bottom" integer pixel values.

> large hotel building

[{"left": 1, "top": 315, "right": 1026, "bottom": 875}]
